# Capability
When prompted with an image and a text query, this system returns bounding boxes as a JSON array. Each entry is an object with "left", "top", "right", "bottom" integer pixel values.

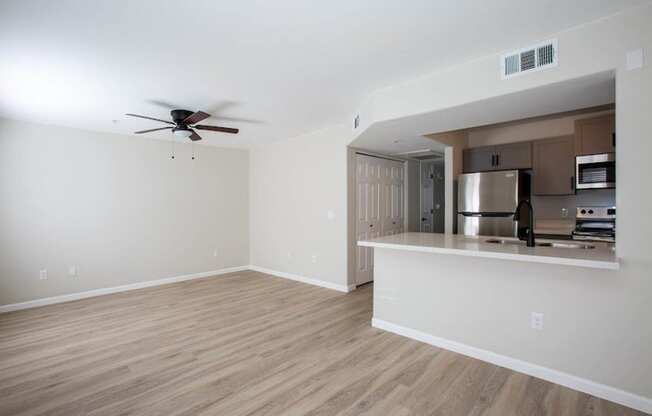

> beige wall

[
  {"left": 0, "top": 118, "right": 250, "bottom": 305},
  {"left": 0, "top": 2, "right": 650, "bottom": 406},
  {"left": 249, "top": 124, "right": 351, "bottom": 289},
  {"left": 351, "top": 3, "right": 652, "bottom": 404}
]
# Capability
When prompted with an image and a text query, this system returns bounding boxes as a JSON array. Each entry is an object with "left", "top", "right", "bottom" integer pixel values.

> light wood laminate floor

[{"left": 0, "top": 270, "right": 644, "bottom": 416}]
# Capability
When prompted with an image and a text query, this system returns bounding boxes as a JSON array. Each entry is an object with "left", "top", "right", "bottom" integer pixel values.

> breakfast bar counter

[{"left": 358, "top": 232, "right": 619, "bottom": 270}]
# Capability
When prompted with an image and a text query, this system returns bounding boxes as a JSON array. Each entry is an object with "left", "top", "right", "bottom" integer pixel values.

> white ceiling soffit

[
  {"left": 0, "top": 1, "right": 641, "bottom": 147},
  {"left": 350, "top": 71, "right": 615, "bottom": 154}
]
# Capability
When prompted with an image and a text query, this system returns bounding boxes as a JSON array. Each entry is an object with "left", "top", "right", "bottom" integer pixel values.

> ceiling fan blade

[
  {"left": 125, "top": 113, "right": 174, "bottom": 125},
  {"left": 189, "top": 131, "right": 203, "bottom": 141},
  {"left": 134, "top": 126, "right": 173, "bottom": 134},
  {"left": 210, "top": 115, "right": 263, "bottom": 124},
  {"left": 194, "top": 124, "right": 239, "bottom": 134},
  {"left": 183, "top": 111, "right": 211, "bottom": 125}
]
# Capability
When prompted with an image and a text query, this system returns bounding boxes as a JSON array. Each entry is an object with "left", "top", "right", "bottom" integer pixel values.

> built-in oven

[{"left": 575, "top": 153, "right": 615, "bottom": 190}]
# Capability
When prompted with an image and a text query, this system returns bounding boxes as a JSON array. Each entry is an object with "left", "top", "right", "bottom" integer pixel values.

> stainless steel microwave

[{"left": 575, "top": 153, "right": 615, "bottom": 190}]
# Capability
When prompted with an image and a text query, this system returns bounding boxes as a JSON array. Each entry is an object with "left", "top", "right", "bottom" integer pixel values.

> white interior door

[
  {"left": 356, "top": 154, "right": 405, "bottom": 286},
  {"left": 381, "top": 159, "right": 405, "bottom": 236}
]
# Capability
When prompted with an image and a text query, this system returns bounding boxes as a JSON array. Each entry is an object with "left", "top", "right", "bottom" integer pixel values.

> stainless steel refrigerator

[{"left": 457, "top": 170, "right": 530, "bottom": 237}]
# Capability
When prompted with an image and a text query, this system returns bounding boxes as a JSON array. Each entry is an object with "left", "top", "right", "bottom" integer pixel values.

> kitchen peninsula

[{"left": 358, "top": 231, "right": 621, "bottom": 403}]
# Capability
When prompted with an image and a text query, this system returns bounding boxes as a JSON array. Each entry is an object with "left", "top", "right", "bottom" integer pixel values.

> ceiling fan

[{"left": 125, "top": 109, "right": 239, "bottom": 141}]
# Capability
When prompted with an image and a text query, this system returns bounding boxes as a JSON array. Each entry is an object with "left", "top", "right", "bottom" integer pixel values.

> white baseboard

[
  {"left": 0, "top": 265, "right": 355, "bottom": 314},
  {"left": 372, "top": 318, "right": 652, "bottom": 415},
  {"left": 0, "top": 266, "right": 249, "bottom": 314},
  {"left": 248, "top": 265, "right": 355, "bottom": 293}
]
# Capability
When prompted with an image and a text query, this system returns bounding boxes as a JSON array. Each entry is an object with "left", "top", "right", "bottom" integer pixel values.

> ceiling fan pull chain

[
  {"left": 192, "top": 142, "right": 195, "bottom": 160},
  {"left": 171, "top": 137, "right": 175, "bottom": 160}
]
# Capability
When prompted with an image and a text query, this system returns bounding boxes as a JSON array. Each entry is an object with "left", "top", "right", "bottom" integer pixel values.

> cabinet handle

[
  {"left": 612, "top": 133, "right": 616, "bottom": 148},
  {"left": 496, "top": 154, "right": 500, "bottom": 166},
  {"left": 491, "top": 154, "right": 496, "bottom": 166},
  {"left": 571, "top": 176, "right": 575, "bottom": 192}
]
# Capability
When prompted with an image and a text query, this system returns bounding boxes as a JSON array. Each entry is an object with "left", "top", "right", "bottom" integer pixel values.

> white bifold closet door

[{"left": 355, "top": 154, "right": 405, "bottom": 286}]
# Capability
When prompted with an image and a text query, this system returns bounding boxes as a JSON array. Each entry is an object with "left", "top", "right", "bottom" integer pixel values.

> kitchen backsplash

[{"left": 532, "top": 189, "right": 615, "bottom": 220}]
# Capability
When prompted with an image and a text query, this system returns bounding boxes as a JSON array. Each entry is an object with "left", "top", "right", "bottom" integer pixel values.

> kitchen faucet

[{"left": 514, "top": 199, "right": 535, "bottom": 247}]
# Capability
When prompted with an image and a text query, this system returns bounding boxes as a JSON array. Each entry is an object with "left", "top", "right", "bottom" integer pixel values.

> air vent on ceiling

[{"left": 501, "top": 39, "right": 558, "bottom": 79}]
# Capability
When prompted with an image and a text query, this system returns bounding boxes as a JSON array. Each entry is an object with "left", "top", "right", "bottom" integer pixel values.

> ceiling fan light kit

[
  {"left": 126, "top": 108, "right": 239, "bottom": 144},
  {"left": 173, "top": 128, "right": 193, "bottom": 138}
]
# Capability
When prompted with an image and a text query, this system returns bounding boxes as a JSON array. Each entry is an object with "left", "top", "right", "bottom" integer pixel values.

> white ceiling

[{"left": 0, "top": 0, "right": 645, "bottom": 148}]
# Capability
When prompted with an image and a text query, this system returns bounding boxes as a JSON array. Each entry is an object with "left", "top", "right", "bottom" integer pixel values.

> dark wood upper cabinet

[
  {"left": 532, "top": 135, "right": 576, "bottom": 195},
  {"left": 575, "top": 114, "right": 615, "bottom": 155},
  {"left": 463, "top": 142, "right": 532, "bottom": 173},
  {"left": 494, "top": 142, "right": 532, "bottom": 170},
  {"left": 463, "top": 146, "right": 495, "bottom": 173}
]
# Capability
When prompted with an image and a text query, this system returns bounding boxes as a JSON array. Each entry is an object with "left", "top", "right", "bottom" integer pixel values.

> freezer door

[
  {"left": 458, "top": 214, "right": 518, "bottom": 237},
  {"left": 458, "top": 170, "right": 520, "bottom": 214}
]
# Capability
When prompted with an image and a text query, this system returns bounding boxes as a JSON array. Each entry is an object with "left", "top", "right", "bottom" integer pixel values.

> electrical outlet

[
  {"left": 530, "top": 312, "right": 544, "bottom": 330},
  {"left": 311, "top": 255, "right": 318, "bottom": 264},
  {"left": 561, "top": 208, "right": 568, "bottom": 218},
  {"left": 213, "top": 248, "right": 219, "bottom": 258},
  {"left": 287, "top": 251, "right": 293, "bottom": 260},
  {"left": 68, "top": 266, "right": 78, "bottom": 277},
  {"left": 39, "top": 269, "right": 48, "bottom": 280}
]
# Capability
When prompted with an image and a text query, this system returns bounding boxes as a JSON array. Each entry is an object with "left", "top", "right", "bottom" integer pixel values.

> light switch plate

[
  {"left": 531, "top": 312, "right": 544, "bottom": 330},
  {"left": 626, "top": 49, "right": 644, "bottom": 70}
]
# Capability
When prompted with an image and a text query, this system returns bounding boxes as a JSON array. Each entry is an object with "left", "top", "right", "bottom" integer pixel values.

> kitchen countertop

[{"left": 358, "top": 232, "right": 619, "bottom": 270}]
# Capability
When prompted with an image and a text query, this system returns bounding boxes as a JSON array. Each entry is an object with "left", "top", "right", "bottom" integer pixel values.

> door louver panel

[{"left": 501, "top": 39, "right": 558, "bottom": 79}]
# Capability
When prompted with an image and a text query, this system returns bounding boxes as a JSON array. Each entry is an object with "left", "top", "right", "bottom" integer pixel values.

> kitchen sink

[
  {"left": 484, "top": 238, "right": 595, "bottom": 249},
  {"left": 536, "top": 242, "right": 596, "bottom": 249}
]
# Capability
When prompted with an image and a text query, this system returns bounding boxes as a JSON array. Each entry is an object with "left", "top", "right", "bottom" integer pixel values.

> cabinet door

[
  {"left": 463, "top": 146, "right": 495, "bottom": 173},
  {"left": 495, "top": 142, "right": 532, "bottom": 170},
  {"left": 532, "top": 135, "right": 576, "bottom": 195},
  {"left": 575, "top": 114, "right": 615, "bottom": 155}
]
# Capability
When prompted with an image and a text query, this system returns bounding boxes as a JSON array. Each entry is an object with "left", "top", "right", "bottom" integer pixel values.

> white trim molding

[
  {"left": 0, "top": 266, "right": 356, "bottom": 314},
  {"left": 0, "top": 266, "right": 249, "bottom": 314},
  {"left": 372, "top": 318, "right": 652, "bottom": 415},
  {"left": 248, "top": 265, "right": 355, "bottom": 293}
]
